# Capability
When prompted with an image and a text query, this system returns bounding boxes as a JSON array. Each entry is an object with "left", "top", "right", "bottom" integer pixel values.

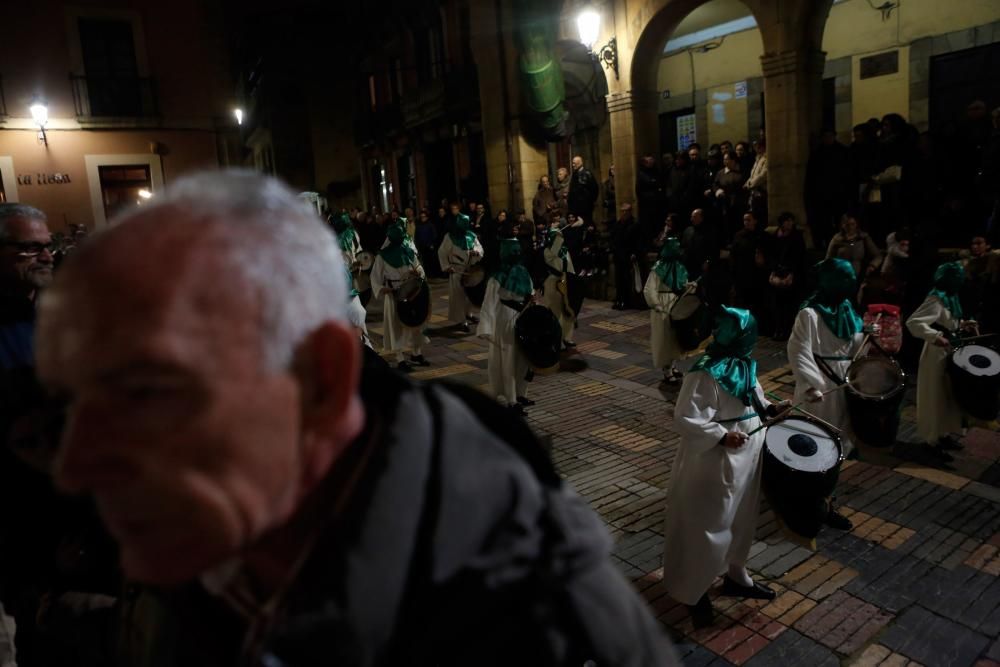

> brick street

[{"left": 370, "top": 278, "right": 1000, "bottom": 667}]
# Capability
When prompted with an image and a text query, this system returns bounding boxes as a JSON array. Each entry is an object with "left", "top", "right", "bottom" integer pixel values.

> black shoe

[
  {"left": 517, "top": 396, "right": 535, "bottom": 407},
  {"left": 612, "top": 302, "right": 625, "bottom": 311},
  {"left": 824, "top": 508, "right": 853, "bottom": 531},
  {"left": 720, "top": 576, "right": 777, "bottom": 601},
  {"left": 460, "top": 322, "right": 471, "bottom": 333},
  {"left": 928, "top": 444, "right": 955, "bottom": 463},
  {"left": 509, "top": 403, "right": 526, "bottom": 416},
  {"left": 687, "top": 593, "right": 715, "bottom": 629},
  {"left": 397, "top": 361, "right": 413, "bottom": 373},
  {"left": 938, "top": 436, "right": 964, "bottom": 452},
  {"left": 411, "top": 355, "right": 430, "bottom": 367},
  {"left": 563, "top": 340, "right": 577, "bottom": 349},
  {"left": 467, "top": 315, "right": 480, "bottom": 324}
]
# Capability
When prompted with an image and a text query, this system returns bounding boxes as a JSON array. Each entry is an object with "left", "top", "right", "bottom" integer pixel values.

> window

[
  {"left": 77, "top": 18, "right": 144, "bottom": 116},
  {"left": 98, "top": 164, "right": 151, "bottom": 221}
]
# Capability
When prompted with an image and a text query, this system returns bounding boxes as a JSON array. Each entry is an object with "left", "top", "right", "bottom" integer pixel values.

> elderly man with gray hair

[{"left": 35, "top": 170, "right": 674, "bottom": 666}]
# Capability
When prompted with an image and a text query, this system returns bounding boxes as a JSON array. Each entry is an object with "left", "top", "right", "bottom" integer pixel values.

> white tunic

[
  {"left": 905, "top": 296, "right": 962, "bottom": 443},
  {"left": 540, "top": 235, "right": 576, "bottom": 343},
  {"left": 370, "top": 255, "right": 427, "bottom": 356},
  {"left": 643, "top": 272, "right": 683, "bottom": 370},
  {"left": 662, "top": 371, "right": 770, "bottom": 605},
  {"left": 787, "top": 308, "right": 864, "bottom": 452},
  {"left": 438, "top": 235, "right": 484, "bottom": 323},
  {"left": 477, "top": 279, "right": 531, "bottom": 406}
]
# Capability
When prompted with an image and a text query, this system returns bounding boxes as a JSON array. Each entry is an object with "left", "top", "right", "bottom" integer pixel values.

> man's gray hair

[
  {"left": 0, "top": 203, "right": 47, "bottom": 241},
  {"left": 114, "top": 169, "right": 348, "bottom": 370}
]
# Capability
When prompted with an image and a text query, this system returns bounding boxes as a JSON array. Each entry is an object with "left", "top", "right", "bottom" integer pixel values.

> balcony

[{"left": 70, "top": 75, "right": 159, "bottom": 124}]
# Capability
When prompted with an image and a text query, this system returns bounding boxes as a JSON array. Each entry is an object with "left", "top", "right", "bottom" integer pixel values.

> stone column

[
  {"left": 761, "top": 48, "right": 826, "bottom": 245},
  {"left": 606, "top": 89, "right": 658, "bottom": 215}
]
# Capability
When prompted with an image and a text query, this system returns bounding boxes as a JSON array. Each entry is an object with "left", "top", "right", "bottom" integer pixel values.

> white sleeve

[
  {"left": 906, "top": 296, "right": 944, "bottom": 343},
  {"left": 787, "top": 309, "right": 826, "bottom": 393},
  {"left": 643, "top": 272, "right": 673, "bottom": 311},
  {"left": 470, "top": 237, "right": 484, "bottom": 264},
  {"left": 674, "top": 371, "right": 729, "bottom": 454},
  {"left": 370, "top": 257, "right": 386, "bottom": 291},
  {"left": 476, "top": 279, "right": 500, "bottom": 341}
]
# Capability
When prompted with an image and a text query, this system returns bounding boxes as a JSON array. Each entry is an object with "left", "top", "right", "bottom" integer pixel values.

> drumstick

[
  {"left": 853, "top": 312, "right": 883, "bottom": 362},
  {"left": 747, "top": 386, "right": 847, "bottom": 436}
]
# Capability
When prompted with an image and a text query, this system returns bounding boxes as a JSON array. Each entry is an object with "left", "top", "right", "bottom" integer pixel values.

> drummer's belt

[
  {"left": 814, "top": 354, "right": 851, "bottom": 386},
  {"left": 717, "top": 411, "right": 760, "bottom": 424},
  {"left": 546, "top": 265, "right": 563, "bottom": 278}
]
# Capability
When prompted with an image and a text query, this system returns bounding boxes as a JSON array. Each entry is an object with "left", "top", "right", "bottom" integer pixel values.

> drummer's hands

[
  {"left": 721, "top": 431, "right": 749, "bottom": 449},
  {"left": 863, "top": 323, "right": 881, "bottom": 335},
  {"left": 933, "top": 335, "right": 952, "bottom": 350},
  {"left": 767, "top": 400, "right": 793, "bottom": 418},
  {"left": 806, "top": 388, "right": 824, "bottom": 403}
]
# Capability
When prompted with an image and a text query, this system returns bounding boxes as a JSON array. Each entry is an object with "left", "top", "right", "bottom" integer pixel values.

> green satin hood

[
  {"left": 929, "top": 261, "right": 964, "bottom": 318},
  {"left": 495, "top": 239, "right": 533, "bottom": 298},
  {"left": 691, "top": 306, "right": 759, "bottom": 406},
  {"left": 800, "top": 258, "right": 862, "bottom": 340},
  {"left": 332, "top": 213, "right": 357, "bottom": 253},
  {"left": 380, "top": 224, "right": 416, "bottom": 268},
  {"left": 653, "top": 238, "right": 688, "bottom": 291},
  {"left": 449, "top": 213, "right": 477, "bottom": 251}
]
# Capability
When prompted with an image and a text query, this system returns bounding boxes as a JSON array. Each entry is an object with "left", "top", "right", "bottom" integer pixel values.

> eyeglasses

[{"left": 1, "top": 241, "right": 56, "bottom": 258}]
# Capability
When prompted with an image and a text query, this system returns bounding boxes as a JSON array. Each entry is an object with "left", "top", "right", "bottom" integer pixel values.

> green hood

[
  {"left": 449, "top": 213, "right": 477, "bottom": 251},
  {"left": 691, "top": 306, "right": 759, "bottom": 406},
  {"left": 653, "top": 237, "right": 688, "bottom": 292},
  {"left": 929, "top": 261, "right": 964, "bottom": 319},
  {"left": 380, "top": 224, "right": 416, "bottom": 269},
  {"left": 332, "top": 213, "right": 357, "bottom": 253},
  {"left": 800, "top": 258, "right": 862, "bottom": 340},
  {"left": 494, "top": 239, "right": 533, "bottom": 298}
]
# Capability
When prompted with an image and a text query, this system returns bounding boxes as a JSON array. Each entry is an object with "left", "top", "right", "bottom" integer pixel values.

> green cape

[
  {"left": 449, "top": 213, "right": 477, "bottom": 251},
  {"left": 380, "top": 224, "right": 416, "bottom": 268},
  {"left": 494, "top": 239, "right": 533, "bottom": 298},
  {"left": 690, "top": 306, "right": 759, "bottom": 406},
  {"left": 800, "top": 258, "right": 862, "bottom": 340},
  {"left": 652, "top": 238, "right": 688, "bottom": 291}
]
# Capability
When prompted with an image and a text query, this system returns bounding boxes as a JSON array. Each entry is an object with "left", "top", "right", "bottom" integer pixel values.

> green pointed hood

[
  {"left": 494, "top": 238, "right": 533, "bottom": 298},
  {"left": 928, "top": 261, "right": 964, "bottom": 319},
  {"left": 800, "top": 258, "right": 863, "bottom": 340},
  {"left": 691, "top": 306, "right": 759, "bottom": 406},
  {"left": 652, "top": 237, "right": 688, "bottom": 291},
  {"left": 380, "top": 223, "right": 416, "bottom": 268},
  {"left": 449, "top": 213, "right": 477, "bottom": 251}
]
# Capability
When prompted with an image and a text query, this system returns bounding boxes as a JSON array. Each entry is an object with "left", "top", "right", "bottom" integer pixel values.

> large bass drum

[
  {"left": 515, "top": 305, "right": 563, "bottom": 372},
  {"left": 762, "top": 416, "right": 843, "bottom": 541},
  {"left": 395, "top": 278, "right": 431, "bottom": 328},
  {"left": 462, "top": 265, "right": 488, "bottom": 307},
  {"left": 948, "top": 344, "right": 1000, "bottom": 420},
  {"left": 845, "top": 356, "right": 906, "bottom": 447},
  {"left": 669, "top": 292, "right": 708, "bottom": 351}
]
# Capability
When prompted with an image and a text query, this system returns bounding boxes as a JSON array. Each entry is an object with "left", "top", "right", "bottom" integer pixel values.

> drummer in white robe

[
  {"left": 643, "top": 237, "right": 691, "bottom": 384},
  {"left": 332, "top": 213, "right": 370, "bottom": 346},
  {"left": 371, "top": 224, "right": 430, "bottom": 372},
  {"left": 787, "top": 258, "right": 868, "bottom": 531},
  {"left": 906, "top": 261, "right": 971, "bottom": 460},
  {"left": 437, "top": 207, "right": 484, "bottom": 332},
  {"left": 477, "top": 239, "right": 535, "bottom": 414},
  {"left": 541, "top": 228, "right": 577, "bottom": 349},
  {"left": 663, "top": 306, "right": 785, "bottom": 628}
]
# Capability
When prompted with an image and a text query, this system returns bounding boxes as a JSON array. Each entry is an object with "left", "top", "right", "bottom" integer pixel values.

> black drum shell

[
  {"left": 462, "top": 267, "right": 488, "bottom": 307},
  {"left": 395, "top": 279, "right": 431, "bottom": 328},
  {"left": 515, "top": 305, "right": 563, "bottom": 370},
  {"left": 948, "top": 349, "right": 1000, "bottom": 421},
  {"left": 669, "top": 293, "right": 708, "bottom": 351},
  {"left": 761, "top": 421, "right": 842, "bottom": 540},
  {"left": 845, "top": 358, "right": 907, "bottom": 448}
]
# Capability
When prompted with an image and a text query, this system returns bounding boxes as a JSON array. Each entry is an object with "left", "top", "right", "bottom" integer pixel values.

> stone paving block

[
  {"left": 743, "top": 629, "right": 839, "bottom": 667},
  {"left": 723, "top": 632, "right": 770, "bottom": 666},
  {"left": 854, "top": 643, "right": 892, "bottom": 666},
  {"left": 881, "top": 605, "right": 990, "bottom": 667}
]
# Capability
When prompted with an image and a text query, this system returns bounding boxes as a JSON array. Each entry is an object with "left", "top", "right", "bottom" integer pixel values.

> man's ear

[{"left": 296, "top": 321, "right": 362, "bottom": 435}]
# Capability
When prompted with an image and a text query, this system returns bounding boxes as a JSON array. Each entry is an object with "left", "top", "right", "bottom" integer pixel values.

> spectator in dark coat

[
  {"left": 568, "top": 156, "right": 599, "bottom": 223},
  {"left": 610, "top": 203, "right": 644, "bottom": 309},
  {"left": 680, "top": 208, "right": 717, "bottom": 279},
  {"left": 766, "top": 212, "right": 807, "bottom": 340},
  {"left": 637, "top": 154, "right": 666, "bottom": 243}
]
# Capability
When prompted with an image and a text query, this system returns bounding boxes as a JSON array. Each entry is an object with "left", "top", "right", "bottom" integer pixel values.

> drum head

[
  {"left": 952, "top": 345, "right": 1000, "bottom": 377},
  {"left": 357, "top": 251, "right": 375, "bottom": 272},
  {"left": 847, "top": 357, "right": 904, "bottom": 399},
  {"left": 765, "top": 417, "right": 841, "bottom": 473},
  {"left": 670, "top": 293, "right": 702, "bottom": 321}
]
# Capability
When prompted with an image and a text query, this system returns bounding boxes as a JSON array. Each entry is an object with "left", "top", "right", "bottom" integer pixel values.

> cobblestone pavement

[{"left": 369, "top": 278, "right": 1000, "bottom": 667}]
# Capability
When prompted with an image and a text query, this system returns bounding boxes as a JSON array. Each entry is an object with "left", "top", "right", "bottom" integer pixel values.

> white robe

[
  {"left": 662, "top": 371, "right": 770, "bottom": 605},
  {"left": 347, "top": 294, "right": 371, "bottom": 347},
  {"left": 905, "top": 296, "right": 962, "bottom": 443},
  {"left": 540, "top": 235, "right": 576, "bottom": 343},
  {"left": 370, "top": 255, "right": 427, "bottom": 358},
  {"left": 438, "top": 235, "right": 484, "bottom": 323},
  {"left": 787, "top": 308, "right": 864, "bottom": 452},
  {"left": 643, "top": 272, "right": 683, "bottom": 370},
  {"left": 477, "top": 279, "right": 531, "bottom": 406}
]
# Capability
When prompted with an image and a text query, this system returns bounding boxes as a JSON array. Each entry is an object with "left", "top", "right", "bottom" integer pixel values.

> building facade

[{"left": 0, "top": 0, "right": 236, "bottom": 230}]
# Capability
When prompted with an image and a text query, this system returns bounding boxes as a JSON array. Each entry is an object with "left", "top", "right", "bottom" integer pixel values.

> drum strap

[
  {"left": 814, "top": 354, "right": 847, "bottom": 386},
  {"left": 501, "top": 298, "right": 528, "bottom": 312}
]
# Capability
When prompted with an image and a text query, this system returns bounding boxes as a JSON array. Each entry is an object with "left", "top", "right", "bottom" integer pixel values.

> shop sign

[{"left": 17, "top": 173, "right": 72, "bottom": 185}]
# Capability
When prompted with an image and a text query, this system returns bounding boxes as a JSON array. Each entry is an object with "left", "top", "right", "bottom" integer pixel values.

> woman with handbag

[{"left": 767, "top": 212, "right": 805, "bottom": 341}]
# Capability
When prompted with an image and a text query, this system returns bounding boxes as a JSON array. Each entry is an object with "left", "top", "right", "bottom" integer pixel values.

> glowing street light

[
  {"left": 30, "top": 101, "right": 49, "bottom": 146},
  {"left": 137, "top": 189, "right": 153, "bottom": 199},
  {"left": 234, "top": 108, "right": 244, "bottom": 126},
  {"left": 577, "top": 9, "right": 601, "bottom": 49}
]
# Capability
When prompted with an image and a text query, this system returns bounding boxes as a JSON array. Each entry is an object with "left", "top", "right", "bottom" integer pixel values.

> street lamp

[
  {"left": 234, "top": 108, "right": 244, "bottom": 126},
  {"left": 576, "top": 6, "right": 619, "bottom": 80},
  {"left": 30, "top": 101, "right": 49, "bottom": 146}
]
